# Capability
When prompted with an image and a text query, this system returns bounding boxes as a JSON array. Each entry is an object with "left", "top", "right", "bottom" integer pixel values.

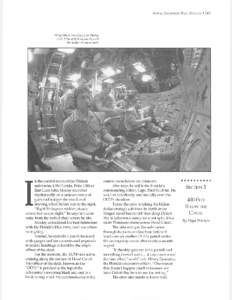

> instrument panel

[{"left": 109, "top": 135, "right": 180, "bottom": 172}]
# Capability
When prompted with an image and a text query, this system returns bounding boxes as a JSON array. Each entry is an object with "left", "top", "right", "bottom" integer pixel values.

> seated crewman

[
  {"left": 123, "top": 95, "right": 168, "bottom": 141},
  {"left": 124, "top": 97, "right": 152, "bottom": 131},
  {"left": 120, "top": 96, "right": 152, "bottom": 141},
  {"left": 93, "top": 82, "right": 126, "bottom": 135},
  {"left": 93, "top": 82, "right": 124, "bottom": 116},
  {"left": 63, "top": 86, "right": 122, "bottom": 171}
]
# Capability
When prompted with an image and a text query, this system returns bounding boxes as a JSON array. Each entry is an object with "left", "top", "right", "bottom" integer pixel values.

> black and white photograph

[{"left": 28, "top": 48, "right": 211, "bottom": 172}]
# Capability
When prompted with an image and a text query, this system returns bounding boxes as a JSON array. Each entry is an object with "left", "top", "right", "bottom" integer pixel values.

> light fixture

[
  {"left": 57, "top": 48, "right": 75, "bottom": 54},
  {"left": 116, "top": 84, "right": 126, "bottom": 88},
  {"left": 104, "top": 78, "right": 114, "bottom": 84},
  {"left": 28, "top": 50, "right": 33, "bottom": 63},
  {"left": 81, "top": 60, "right": 87, "bottom": 68},
  {"left": 170, "top": 62, "right": 176, "bottom": 71},
  {"left": 95, "top": 83, "right": 102, "bottom": 92},
  {"left": 116, "top": 68, "right": 122, "bottom": 74},
  {"left": 133, "top": 62, "right": 146, "bottom": 73},
  {"left": 72, "top": 81, "right": 79, "bottom": 88},
  {"left": 68, "top": 73, "right": 81, "bottom": 81},
  {"left": 66, "top": 89, "right": 73, "bottom": 95},
  {"left": 141, "top": 74, "right": 153, "bottom": 82},
  {"left": 48, "top": 76, "right": 59, "bottom": 83},
  {"left": 101, "top": 66, "right": 116, "bottom": 77}
]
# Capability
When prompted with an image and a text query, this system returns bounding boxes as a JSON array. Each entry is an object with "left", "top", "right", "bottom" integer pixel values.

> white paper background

[{"left": 1, "top": 0, "right": 231, "bottom": 299}]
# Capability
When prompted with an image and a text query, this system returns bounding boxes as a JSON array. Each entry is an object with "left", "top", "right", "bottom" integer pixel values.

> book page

[{"left": 1, "top": 1, "right": 231, "bottom": 300}]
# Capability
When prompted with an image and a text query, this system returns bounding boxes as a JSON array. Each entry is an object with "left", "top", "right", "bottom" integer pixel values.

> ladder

[{"left": 40, "top": 51, "right": 65, "bottom": 156}]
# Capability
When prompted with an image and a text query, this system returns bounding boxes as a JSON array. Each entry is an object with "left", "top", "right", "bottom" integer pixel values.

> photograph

[{"left": 28, "top": 48, "right": 211, "bottom": 172}]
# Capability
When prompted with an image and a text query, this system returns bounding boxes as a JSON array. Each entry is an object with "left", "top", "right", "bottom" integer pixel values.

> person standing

[{"left": 63, "top": 86, "right": 122, "bottom": 171}]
